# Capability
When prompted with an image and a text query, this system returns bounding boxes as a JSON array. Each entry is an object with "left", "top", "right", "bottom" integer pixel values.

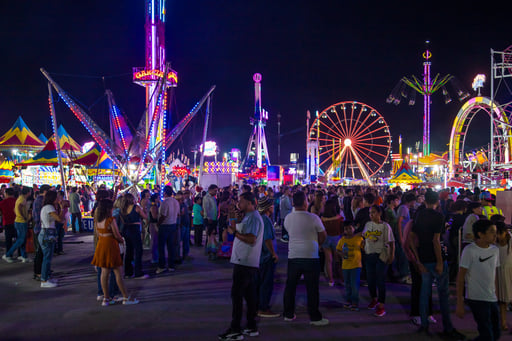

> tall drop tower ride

[{"left": 133, "top": 0, "right": 178, "bottom": 155}]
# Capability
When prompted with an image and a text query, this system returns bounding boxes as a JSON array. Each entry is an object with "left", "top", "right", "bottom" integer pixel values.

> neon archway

[{"left": 449, "top": 96, "right": 512, "bottom": 176}]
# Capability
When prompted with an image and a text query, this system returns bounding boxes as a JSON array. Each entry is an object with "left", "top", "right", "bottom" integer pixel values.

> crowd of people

[{"left": 0, "top": 182, "right": 510, "bottom": 340}]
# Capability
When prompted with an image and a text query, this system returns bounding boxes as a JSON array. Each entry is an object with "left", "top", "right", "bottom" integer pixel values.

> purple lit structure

[
  {"left": 242, "top": 73, "right": 270, "bottom": 171},
  {"left": 387, "top": 41, "right": 469, "bottom": 156}
]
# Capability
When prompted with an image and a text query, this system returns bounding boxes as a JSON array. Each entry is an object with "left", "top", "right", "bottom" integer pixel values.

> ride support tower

[
  {"left": 242, "top": 73, "right": 270, "bottom": 171},
  {"left": 133, "top": 0, "right": 178, "bottom": 156},
  {"left": 387, "top": 41, "right": 469, "bottom": 157}
]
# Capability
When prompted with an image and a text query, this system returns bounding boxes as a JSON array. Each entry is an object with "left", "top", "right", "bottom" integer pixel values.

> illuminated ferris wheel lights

[{"left": 344, "top": 138, "right": 352, "bottom": 147}]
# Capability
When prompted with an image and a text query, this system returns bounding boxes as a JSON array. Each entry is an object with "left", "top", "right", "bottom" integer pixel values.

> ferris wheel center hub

[{"left": 344, "top": 138, "right": 352, "bottom": 146}]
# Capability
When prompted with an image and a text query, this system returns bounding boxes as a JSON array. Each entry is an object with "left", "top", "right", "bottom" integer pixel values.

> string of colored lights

[
  {"left": 41, "top": 68, "right": 125, "bottom": 174},
  {"left": 110, "top": 104, "right": 129, "bottom": 156},
  {"left": 136, "top": 89, "right": 164, "bottom": 179},
  {"left": 164, "top": 85, "right": 216, "bottom": 149},
  {"left": 47, "top": 83, "right": 68, "bottom": 195},
  {"left": 160, "top": 90, "right": 168, "bottom": 197}
]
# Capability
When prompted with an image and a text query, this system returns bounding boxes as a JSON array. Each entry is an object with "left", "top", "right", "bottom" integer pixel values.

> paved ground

[{"left": 0, "top": 231, "right": 509, "bottom": 341}]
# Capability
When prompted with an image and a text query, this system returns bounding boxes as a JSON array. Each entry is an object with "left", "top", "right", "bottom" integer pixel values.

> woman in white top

[{"left": 39, "top": 191, "right": 65, "bottom": 288}]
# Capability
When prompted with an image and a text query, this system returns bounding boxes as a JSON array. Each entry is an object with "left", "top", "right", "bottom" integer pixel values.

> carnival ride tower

[
  {"left": 133, "top": 0, "right": 178, "bottom": 156},
  {"left": 242, "top": 73, "right": 270, "bottom": 170},
  {"left": 306, "top": 110, "right": 319, "bottom": 182},
  {"left": 387, "top": 41, "right": 469, "bottom": 157}
]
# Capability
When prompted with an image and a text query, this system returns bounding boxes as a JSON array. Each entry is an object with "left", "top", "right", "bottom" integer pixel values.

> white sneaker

[
  {"left": 122, "top": 297, "right": 139, "bottom": 305},
  {"left": 41, "top": 281, "right": 58, "bottom": 288},
  {"left": 2, "top": 255, "right": 13, "bottom": 263},
  {"left": 284, "top": 314, "right": 296, "bottom": 322},
  {"left": 156, "top": 267, "right": 168, "bottom": 274},
  {"left": 18, "top": 256, "right": 31, "bottom": 263},
  {"left": 310, "top": 318, "right": 329, "bottom": 326},
  {"left": 97, "top": 295, "right": 104, "bottom": 302}
]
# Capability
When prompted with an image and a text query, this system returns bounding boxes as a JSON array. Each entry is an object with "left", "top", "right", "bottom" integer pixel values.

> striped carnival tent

[
  {"left": 95, "top": 150, "right": 118, "bottom": 170},
  {"left": 38, "top": 133, "right": 48, "bottom": 143},
  {"left": 388, "top": 161, "right": 422, "bottom": 184},
  {"left": 0, "top": 160, "right": 15, "bottom": 183},
  {"left": 17, "top": 138, "right": 70, "bottom": 166},
  {"left": 57, "top": 125, "right": 81, "bottom": 152},
  {"left": 0, "top": 116, "right": 45, "bottom": 151},
  {"left": 72, "top": 145, "right": 102, "bottom": 165}
]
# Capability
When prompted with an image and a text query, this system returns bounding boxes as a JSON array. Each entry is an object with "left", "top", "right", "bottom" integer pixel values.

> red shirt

[{"left": 0, "top": 197, "right": 16, "bottom": 226}]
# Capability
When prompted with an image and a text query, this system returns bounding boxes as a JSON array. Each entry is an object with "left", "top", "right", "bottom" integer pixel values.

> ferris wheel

[{"left": 309, "top": 101, "right": 392, "bottom": 184}]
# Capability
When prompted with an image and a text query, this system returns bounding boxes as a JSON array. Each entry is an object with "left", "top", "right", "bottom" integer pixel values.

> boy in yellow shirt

[{"left": 337, "top": 221, "right": 364, "bottom": 311}]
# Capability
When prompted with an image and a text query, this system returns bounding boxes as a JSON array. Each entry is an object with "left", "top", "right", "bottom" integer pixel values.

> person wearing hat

[
  {"left": 480, "top": 191, "right": 503, "bottom": 220},
  {"left": 257, "top": 196, "right": 280, "bottom": 318},
  {"left": 462, "top": 202, "right": 483, "bottom": 246}
]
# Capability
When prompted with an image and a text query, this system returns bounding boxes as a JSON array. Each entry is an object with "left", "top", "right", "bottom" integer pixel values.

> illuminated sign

[
  {"left": 230, "top": 148, "right": 241, "bottom": 162},
  {"left": 133, "top": 69, "right": 178, "bottom": 84},
  {"left": 472, "top": 74, "right": 486, "bottom": 91},
  {"left": 82, "top": 141, "right": 95, "bottom": 153},
  {"left": 253, "top": 73, "right": 262, "bottom": 83},
  {"left": 200, "top": 141, "right": 217, "bottom": 157},
  {"left": 203, "top": 161, "right": 238, "bottom": 174}
]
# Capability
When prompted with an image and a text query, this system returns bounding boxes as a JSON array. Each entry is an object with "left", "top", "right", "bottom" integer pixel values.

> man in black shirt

[
  {"left": 409, "top": 191, "right": 465, "bottom": 339},
  {"left": 342, "top": 188, "right": 353, "bottom": 221},
  {"left": 354, "top": 193, "right": 375, "bottom": 234}
]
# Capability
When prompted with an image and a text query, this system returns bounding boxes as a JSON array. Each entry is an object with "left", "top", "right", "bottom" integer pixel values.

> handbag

[
  {"left": 42, "top": 228, "right": 58, "bottom": 247},
  {"left": 379, "top": 224, "right": 390, "bottom": 263}
]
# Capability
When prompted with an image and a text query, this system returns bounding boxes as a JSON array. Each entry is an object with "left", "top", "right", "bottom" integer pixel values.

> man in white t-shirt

[
  {"left": 283, "top": 191, "right": 328, "bottom": 326},
  {"left": 456, "top": 219, "right": 501, "bottom": 341},
  {"left": 218, "top": 192, "right": 264, "bottom": 341}
]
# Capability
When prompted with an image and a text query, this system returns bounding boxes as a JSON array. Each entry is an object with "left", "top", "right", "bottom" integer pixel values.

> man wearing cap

[
  {"left": 257, "top": 196, "right": 279, "bottom": 318},
  {"left": 480, "top": 191, "right": 502, "bottom": 220},
  {"left": 219, "top": 192, "right": 264, "bottom": 341}
]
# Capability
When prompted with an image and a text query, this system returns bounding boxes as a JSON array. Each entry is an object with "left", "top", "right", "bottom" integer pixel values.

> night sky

[{"left": 1, "top": 1, "right": 510, "bottom": 167}]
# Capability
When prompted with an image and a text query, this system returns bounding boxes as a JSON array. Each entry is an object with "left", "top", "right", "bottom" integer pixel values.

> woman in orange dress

[{"left": 91, "top": 199, "right": 139, "bottom": 306}]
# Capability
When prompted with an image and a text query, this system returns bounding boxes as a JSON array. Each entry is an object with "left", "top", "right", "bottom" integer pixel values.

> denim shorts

[{"left": 322, "top": 235, "right": 340, "bottom": 250}]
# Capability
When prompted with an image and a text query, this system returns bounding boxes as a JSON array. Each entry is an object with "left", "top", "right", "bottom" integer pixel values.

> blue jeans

[
  {"left": 283, "top": 258, "right": 322, "bottom": 321},
  {"left": 467, "top": 299, "right": 501, "bottom": 341},
  {"left": 365, "top": 253, "right": 388, "bottom": 303},
  {"left": 122, "top": 224, "right": 144, "bottom": 277},
  {"left": 180, "top": 224, "right": 190, "bottom": 258},
  {"left": 420, "top": 261, "right": 453, "bottom": 331},
  {"left": 158, "top": 224, "right": 178, "bottom": 269},
  {"left": 55, "top": 222, "right": 64, "bottom": 253},
  {"left": 96, "top": 268, "right": 120, "bottom": 297},
  {"left": 38, "top": 230, "right": 55, "bottom": 281},
  {"left": 342, "top": 267, "right": 361, "bottom": 305},
  {"left": 7, "top": 222, "right": 27, "bottom": 258},
  {"left": 258, "top": 257, "right": 276, "bottom": 311}
]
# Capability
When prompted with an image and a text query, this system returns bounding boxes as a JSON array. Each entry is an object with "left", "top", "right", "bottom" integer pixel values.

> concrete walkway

[{"left": 0, "top": 231, "right": 503, "bottom": 341}]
